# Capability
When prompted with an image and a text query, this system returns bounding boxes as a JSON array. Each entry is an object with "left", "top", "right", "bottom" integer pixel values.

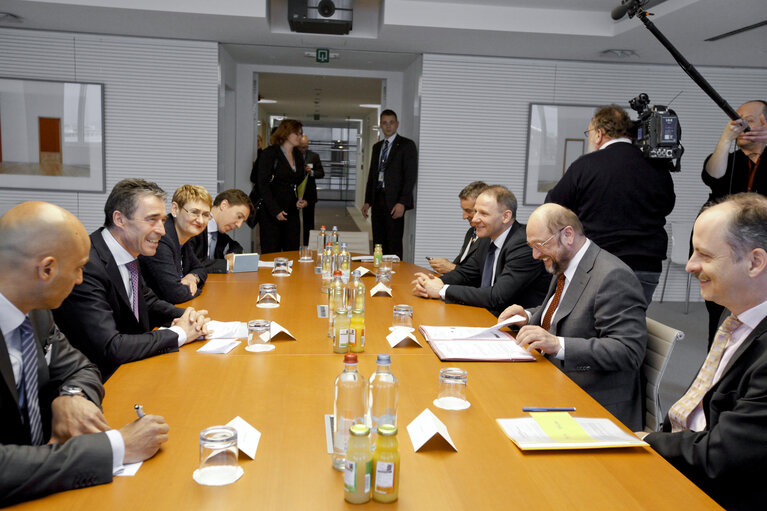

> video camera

[{"left": 629, "top": 93, "right": 684, "bottom": 171}]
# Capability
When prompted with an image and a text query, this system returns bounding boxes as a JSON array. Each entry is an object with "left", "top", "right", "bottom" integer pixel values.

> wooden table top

[{"left": 12, "top": 252, "right": 721, "bottom": 510}]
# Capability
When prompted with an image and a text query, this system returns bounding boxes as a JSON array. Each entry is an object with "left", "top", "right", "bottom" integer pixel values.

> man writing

[
  {"left": 499, "top": 203, "right": 647, "bottom": 430},
  {"left": 412, "top": 186, "right": 549, "bottom": 316},
  {"left": 428, "top": 181, "right": 487, "bottom": 275},
  {"left": 0, "top": 201, "right": 168, "bottom": 506},
  {"left": 54, "top": 179, "right": 210, "bottom": 381},
  {"left": 362, "top": 109, "right": 418, "bottom": 260},
  {"left": 638, "top": 194, "right": 767, "bottom": 509}
]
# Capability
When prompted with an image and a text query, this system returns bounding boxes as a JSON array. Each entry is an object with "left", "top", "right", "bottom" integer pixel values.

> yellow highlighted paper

[{"left": 529, "top": 412, "right": 594, "bottom": 443}]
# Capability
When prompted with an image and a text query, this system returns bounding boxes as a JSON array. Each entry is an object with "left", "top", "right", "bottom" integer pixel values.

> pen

[
  {"left": 134, "top": 404, "right": 146, "bottom": 418},
  {"left": 522, "top": 406, "right": 576, "bottom": 412}
]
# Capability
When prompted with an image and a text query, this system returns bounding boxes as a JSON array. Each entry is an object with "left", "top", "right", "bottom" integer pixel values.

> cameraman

[
  {"left": 701, "top": 99, "right": 767, "bottom": 344},
  {"left": 546, "top": 104, "right": 675, "bottom": 304}
]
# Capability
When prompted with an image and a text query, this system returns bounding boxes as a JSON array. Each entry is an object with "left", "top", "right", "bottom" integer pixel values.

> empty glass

[
  {"left": 380, "top": 256, "right": 394, "bottom": 273},
  {"left": 391, "top": 304, "right": 413, "bottom": 331},
  {"left": 193, "top": 426, "right": 242, "bottom": 486},
  {"left": 248, "top": 319, "right": 272, "bottom": 344},
  {"left": 257, "top": 283, "right": 279, "bottom": 308},
  {"left": 272, "top": 257, "right": 291, "bottom": 276},
  {"left": 299, "top": 246, "right": 313, "bottom": 263},
  {"left": 434, "top": 367, "right": 470, "bottom": 410},
  {"left": 375, "top": 269, "right": 392, "bottom": 288}
]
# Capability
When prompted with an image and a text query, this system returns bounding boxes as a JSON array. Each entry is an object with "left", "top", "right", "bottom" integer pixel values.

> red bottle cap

[{"left": 344, "top": 353, "right": 358, "bottom": 364}]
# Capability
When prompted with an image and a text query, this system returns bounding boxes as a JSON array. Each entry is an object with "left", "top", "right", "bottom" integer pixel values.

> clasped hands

[
  {"left": 411, "top": 272, "right": 444, "bottom": 299},
  {"left": 171, "top": 306, "right": 211, "bottom": 344},
  {"left": 498, "top": 305, "right": 562, "bottom": 355}
]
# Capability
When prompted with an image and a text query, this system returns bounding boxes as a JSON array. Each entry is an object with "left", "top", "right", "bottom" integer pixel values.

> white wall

[
  {"left": 415, "top": 53, "right": 767, "bottom": 301},
  {"left": 400, "top": 55, "right": 423, "bottom": 263},
  {"left": 0, "top": 28, "right": 219, "bottom": 231}
]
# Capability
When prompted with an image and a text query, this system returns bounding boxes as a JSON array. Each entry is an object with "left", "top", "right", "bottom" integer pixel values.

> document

[
  {"left": 196, "top": 338, "right": 241, "bottom": 354},
  {"left": 426, "top": 339, "right": 534, "bottom": 362},
  {"left": 205, "top": 320, "right": 248, "bottom": 340},
  {"left": 351, "top": 255, "right": 374, "bottom": 262},
  {"left": 114, "top": 461, "right": 142, "bottom": 476},
  {"left": 406, "top": 408, "right": 458, "bottom": 452},
  {"left": 226, "top": 416, "right": 262, "bottom": 459},
  {"left": 419, "top": 315, "right": 525, "bottom": 342},
  {"left": 496, "top": 413, "right": 648, "bottom": 450}
]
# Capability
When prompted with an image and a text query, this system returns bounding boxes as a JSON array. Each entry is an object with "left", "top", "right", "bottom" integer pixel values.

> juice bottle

[
  {"left": 344, "top": 424, "right": 372, "bottom": 504},
  {"left": 372, "top": 424, "right": 400, "bottom": 503},
  {"left": 349, "top": 309, "right": 365, "bottom": 353},
  {"left": 338, "top": 242, "right": 351, "bottom": 283},
  {"left": 333, "top": 308, "right": 350, "bottom": 354},
  {"left": 373, "top": 244, "right": 383, "bottom": 268},
  {"left": 328, "top": 271, "right": 346, "bottom": 338}
]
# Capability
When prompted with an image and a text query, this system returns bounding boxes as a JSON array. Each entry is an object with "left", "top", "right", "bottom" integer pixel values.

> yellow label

[{"left": 529, "top": 412, "right": 594, "bottom": 443}]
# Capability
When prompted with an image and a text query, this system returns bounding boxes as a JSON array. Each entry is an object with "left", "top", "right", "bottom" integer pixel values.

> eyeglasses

[
  {"left": 528, "top": 227, "right": 564, "bottom": 251},
  {"left": 583, "top": 128, "right": 594, "bottom": 138},
  {"left": 182, "top": 207, "right": 212, "bottom": 220}
]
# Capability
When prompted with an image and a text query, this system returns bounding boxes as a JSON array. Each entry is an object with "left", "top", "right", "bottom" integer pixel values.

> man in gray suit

[
  {"left": 499, "top": 203, "right": 647, "bottom": 430},
  {"left": 0, "top": 201, "right": 168, "bottom": 506}
]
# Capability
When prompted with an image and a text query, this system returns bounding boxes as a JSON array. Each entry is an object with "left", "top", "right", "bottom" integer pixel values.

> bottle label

[
  {"left": 349, "top": 328, "right": 357, "bottom": 347},
  {"left": 335, "top": 418, "right": 353, "bottom": 451},
  {"left": 374, "top": 461, "right": 395, "bottom": 492},
  {"left": 365, "top": 460, "right": 372, "bottom": 492},
  {"left": 344, "top": 460, "right": 356, "bottom": 492},
  {"left": 339, "top": 329, "right": 349, "bottom": 347},
  {"left": 360, "top": 330, "right": 365, "bottom": 347}
]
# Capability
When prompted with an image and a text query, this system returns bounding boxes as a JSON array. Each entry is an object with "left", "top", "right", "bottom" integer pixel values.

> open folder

[{"left": 419, "top": 317, "right": 534, "bottom": 362}]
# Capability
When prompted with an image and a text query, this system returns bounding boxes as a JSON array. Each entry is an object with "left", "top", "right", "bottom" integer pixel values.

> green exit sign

[{"left": 316, "top": 48, "right": 330, "bottom": 63}]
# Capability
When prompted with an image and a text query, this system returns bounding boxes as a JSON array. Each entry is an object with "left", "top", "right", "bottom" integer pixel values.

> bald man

[{"left": 0, "top": 202, "right": 168, "bottom": 506}]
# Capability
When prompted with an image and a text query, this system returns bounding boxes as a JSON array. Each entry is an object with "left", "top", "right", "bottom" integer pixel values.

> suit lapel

[
  {"left": 719, "top": 315, "right": 767, "bottom": 378},
  {"left": 92, "top": 228, "right": 133, "bottom": 315},
  {"left": 0, "top": 330, "right": 20, "bottom": 406},
  {"left": 550, "top": 243, "right": 598, "bottom": 333},
  {"left": 494, "top": 222, "right": 520, "bottom": 280}
]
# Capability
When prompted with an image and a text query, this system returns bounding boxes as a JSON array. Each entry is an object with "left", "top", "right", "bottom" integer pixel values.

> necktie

[
  {"left": 125, "top": 259, "right": 140, "bottom": 321},
  {"left": 667, "top": 314, "right": 743, "bottom": 432},
  {"left": 480, "top": 243, "right": 497, "bottom": 288},
  {"left": 541, "top": 274, "right": 566, "bottom": 331},
  {"left": 459, "top": 229, "right": 478, "bottom": 263},
  {"left": 209, "top": 231, "right": 218, "bottom": 260},
  {"left": 19, "top": 317, "right": 44, "bottom": 445},
  {"left": 377, "top": 140, "right": 390, "bottom": 188}
]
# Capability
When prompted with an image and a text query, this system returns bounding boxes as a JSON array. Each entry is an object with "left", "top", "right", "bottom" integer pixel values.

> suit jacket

[
  {"left": 139, "top": 216, "right": 207, "bottom": 304},
  {"left": 529, "top": 242, "right": 647, "bottom": 430},
  {"left": 187, "top": 225, "right": 244, "bottom": 274},
  {"left": 0, "top": 309, "right": 112, "bottom": 506},
  {"left": 452, "top": 226, "right": 481, "bottom": 266},
  {"left": 441, "top": 221, "right": 550, "bottom": 316},
  {"left": 363, "top": 134, "right": 418, "bottom": 211},
  {"left": 301, "top": 149, "right": 325, "bottom": 203},
  {"left": 53, "top": 228, "right": 184, "bottom": 381},
  {"left": 646, "top": 314, "right": 767, "bottom": 510},
  {"left": 258, "top": 144, "right": 306, "bottom": 218}
]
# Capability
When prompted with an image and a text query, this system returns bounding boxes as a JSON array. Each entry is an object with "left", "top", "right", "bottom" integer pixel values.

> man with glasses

[
  {"left": 546, "top": 104, "right": 675, "bottom": 304},
  {"left": 412, "top": 186, "right": 549, "bottom": 316},
  {"left": 499, "top": 203, "right": 647, "bottom": 430},
  {"left": 54, "top": 179, "right": 210, "bottom": 381},
  {"left": 188, "top": 189, "right": 252, "bottom": 274}
]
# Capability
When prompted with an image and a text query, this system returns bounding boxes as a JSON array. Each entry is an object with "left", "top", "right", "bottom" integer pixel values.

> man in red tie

[
  {"left": 499, "top": 203, "right": 647, "bottom": 430},
  {"left": 637, "top": 193, "right": 767, "bottom": 510}
]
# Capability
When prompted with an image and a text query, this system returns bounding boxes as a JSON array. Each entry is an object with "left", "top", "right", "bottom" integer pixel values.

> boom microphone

[{"left": 611, "top": 1, "right": 632, "bottom": 21}]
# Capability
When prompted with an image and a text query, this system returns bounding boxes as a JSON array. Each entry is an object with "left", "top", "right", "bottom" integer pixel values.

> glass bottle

[
  {"left": 321, "top": 242, "right": 334, "bottom": 293},
  {"left": 344, "top": 425, "right": 373, "bottom": 504},
  {"left": 330, "top": 225, "right": 339, "bottom": 244},
  {"left": 349, "top": 309, "right": 365, "bottom": 354},
  {"left": 372, "top": 424, "right": 400, "bottom": 503},
  {"left": 333, "top": 353, "right": 366, "bottom": 471},
  {"left": 347, "top": 270, "right": 366, "bottom": 314},
  {"left": 333, "top": 308, "right": 350, "bottom": 354},
  {"left": 338, "top": 242, "right": 351, "bottom": 283},
  {"left": 317, "top": 225, "right": 327, "bottom": 266},
  {"left": 367, "top": 354, "right": 398, "bottom": 450},
  {"left": 373, "top": 244, "right": 383, "bottom": 268},
  {"left": 328, "top": 270, "right": 346, "bottom": 337}
]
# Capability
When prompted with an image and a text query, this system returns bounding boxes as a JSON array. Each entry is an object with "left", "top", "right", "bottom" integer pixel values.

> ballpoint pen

[
  {"left": 522, "top": 406, "right": 576, "bottom": 412},
  {"left": 134, "top": 404, "right": 146, "bottom": 418}
]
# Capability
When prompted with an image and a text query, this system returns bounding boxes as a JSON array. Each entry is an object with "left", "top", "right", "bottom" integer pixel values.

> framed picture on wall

[
  {"left": 523, "top": 103, "right": 598, "bottom": 205},
  {"left": 0, "top": 77, "right": 105, "bottom": 192}
]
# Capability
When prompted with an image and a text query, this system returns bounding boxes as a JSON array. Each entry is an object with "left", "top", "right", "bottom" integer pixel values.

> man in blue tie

[
  {"left": 362, "top": 110, "right": 418, "bottom": 260},
  {"left": 411, "top": 186, "right": 549, "bottom": 316},
  {"left": 0, "top": 201, "right": 169, "bottom": 506}
]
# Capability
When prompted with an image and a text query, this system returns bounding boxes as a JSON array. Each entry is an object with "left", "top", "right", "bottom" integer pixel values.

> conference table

[{"left": 12, "top": 252, "right": 721, "bottom": 510}]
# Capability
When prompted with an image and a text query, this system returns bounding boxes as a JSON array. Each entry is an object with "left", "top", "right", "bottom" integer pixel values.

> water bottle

[
  {"left": 333, "top": 353, "right": 366, "bottom": 471},
  {"left": 338, "top": 242, "right": 351, "bottom": 283},
  {"left": 321, "top": 242, "right": 334, "bottom": 293},
  {"left": 330, "top": 225, "right": 339, "bottom": 244},
  {"left": 367, "top": 354, "right": 398, "bottom": 451},
  {"left": 347, "top": 270, "right": 366, "bottom": 313},
  {"left": 328, "top": 270, "right": 346, "bottom": 337}
]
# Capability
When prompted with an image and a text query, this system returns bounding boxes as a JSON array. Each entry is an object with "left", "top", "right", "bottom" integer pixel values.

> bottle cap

[
  {"left": 340, "top": 242, "right": 348, "bottom": 249},
  {"left": 344, "top": 353, "right": 358, "bottom": 364},
  {"left": 352, "top": 270, "right": 361, "bottom": 278},
  {"left": 326, "top": 242, "right": 332, "bottom": 247},
  {"left": 321, "top": 225, "right": 326, "bottom": 229},
  {"left": 376, "top": 354, "right": 391, "bottom": 365},
  {"left": 350, "top": 424, "right": 370, "bottom": 436},
  {"left": 334, "top": 270, "right": 342, "bottom": 276},
  {"left": 332, "top": 225, "right": 338, "bottom": 230},
  {"left": 377, "top": 424, "right": 398, "bottom": 436}
]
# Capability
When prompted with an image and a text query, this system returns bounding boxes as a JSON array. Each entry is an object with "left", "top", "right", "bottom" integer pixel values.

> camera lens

[{"left": 317, "top": 0, "right": 336, "bottom": 17}]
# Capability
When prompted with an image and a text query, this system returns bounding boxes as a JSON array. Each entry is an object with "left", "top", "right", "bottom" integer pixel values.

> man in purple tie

[
  {"left": 0, "top": 201, "right": 168, "bottom": 506},
  {"left": 54, "top": 179, "right": 210, "bottom": 381},
  {"left": 637, "top": 193, "right": 767, "bottom": 509}
]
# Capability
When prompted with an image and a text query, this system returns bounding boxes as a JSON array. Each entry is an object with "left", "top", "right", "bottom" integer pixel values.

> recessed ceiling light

[
  {"left": 258, "top": 99, "right": 277, "bottom": 104},
  {"left": 359, "top": 104, "right": 380, "bottom": 108},
  {"left": 600, "top": 49, "right": 639, "bottom": 58}
]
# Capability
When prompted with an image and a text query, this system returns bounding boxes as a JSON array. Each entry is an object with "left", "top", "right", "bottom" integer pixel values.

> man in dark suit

[
  {"left": 500, "top": 203, "right": 647, "bottom": 430},
  {"left": 412, "top": 186, "right": 549, "bottom": 316},
  {"left": 636, "top": 193, "right": 767, "bottom": 510},
  {"left": 298, "top": 135, "right": 325, "bottom": 246},
  {"left": 188, "top": 189, "right": 251, "bottom": 273},
  {"left": 362, "top": 109, "right": 418, "bottom": 260},
  {"left": 0, "top": 201, "right": 168, "bottom": 506},
  {"left": 54, "top": 179, "right": 209, "bottom": 381},
  {"left": 545, "top": 104, "right": 675, "bottom": 305},
  {"left": 428, "top": 181, "right": 487, "bottom": 275}
]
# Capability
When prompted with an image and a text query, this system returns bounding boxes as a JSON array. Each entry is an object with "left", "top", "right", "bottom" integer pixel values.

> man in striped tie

[
  {"left": 499, "top": 203, "right": 648, "bottom": 431},
  {"left": 638, "top": 193, "right": 767, "bottom": 510},
  {"left": 0, "top": 201, "right": 169, "bottom": 506}
]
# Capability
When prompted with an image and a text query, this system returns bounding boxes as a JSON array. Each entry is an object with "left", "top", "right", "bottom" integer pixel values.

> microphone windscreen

[{"left": 611, "top": 1, "right": 630, "bottom": 20}]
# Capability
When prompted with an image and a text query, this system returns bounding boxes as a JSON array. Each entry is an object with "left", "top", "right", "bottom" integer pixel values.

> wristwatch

[{"left": 59, "top": 385, "right": 85, "bottom": 398}]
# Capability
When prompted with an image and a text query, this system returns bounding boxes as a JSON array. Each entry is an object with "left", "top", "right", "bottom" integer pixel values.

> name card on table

[
  {"left": 407, "top": 408, "right": 458, "bottom": 452},
  {"left": 354, "top": 266, "right": 395, "bottom": 277},
  {"left": 197, "top": 338, "right": 241, "bottom": 354},
  {"left": 370, "top": 282, "right": 392, "bottom": 296},
  {"left": 226, "top": 416, "right": 262, "bottom": 459},
  {"left": 269, "top": 321, "right": 296, "bottom": 340},
  {"left": 230, "top": 253, "right": 260, "bottom": 273},
  {"left": 386, "top": 328, "right": 421, "bottom": 348}
]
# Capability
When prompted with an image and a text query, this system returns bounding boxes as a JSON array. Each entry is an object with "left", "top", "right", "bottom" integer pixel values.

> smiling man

[
  {"left": 187, "top": 189, "right": 252, "bottom": 274},
  {"left": 53, "top": 179, "right": 210, "bottom": 381},
  {"left": 412, "top": 185, "right": 549, "bottom": 316}
]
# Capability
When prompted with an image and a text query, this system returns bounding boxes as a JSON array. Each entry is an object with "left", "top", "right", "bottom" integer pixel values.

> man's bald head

[
  {"left": 299, "top": 135, "right": 309, "bottom": 152},
  {"left": 0, "top": 202, "right": 90, "bottom": 312},
  {"left": 529, "top": 203, "right": 584, "bottom": 237}
]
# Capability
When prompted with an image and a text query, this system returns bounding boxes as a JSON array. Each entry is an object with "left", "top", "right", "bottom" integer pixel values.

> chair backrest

[
  {"left": 308, "top": 230, "right": 371, "bottom": 255},
  {"left": 643, "top": 317, "right": 685, "bottom": 432},
  {"left": 669, "top": 221, "right": 695, "bottom": 266}
]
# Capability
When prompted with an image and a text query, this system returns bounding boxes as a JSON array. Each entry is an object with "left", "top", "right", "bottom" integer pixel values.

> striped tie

[
  {"left": 19, "top": 317, "right": 44, "bottom": 445},
  {"left": 125, "top": 259, "right": 140, "bottom": 320},
  {"left": 542, "top": 274, "right": 566, "bottom": 332}
]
